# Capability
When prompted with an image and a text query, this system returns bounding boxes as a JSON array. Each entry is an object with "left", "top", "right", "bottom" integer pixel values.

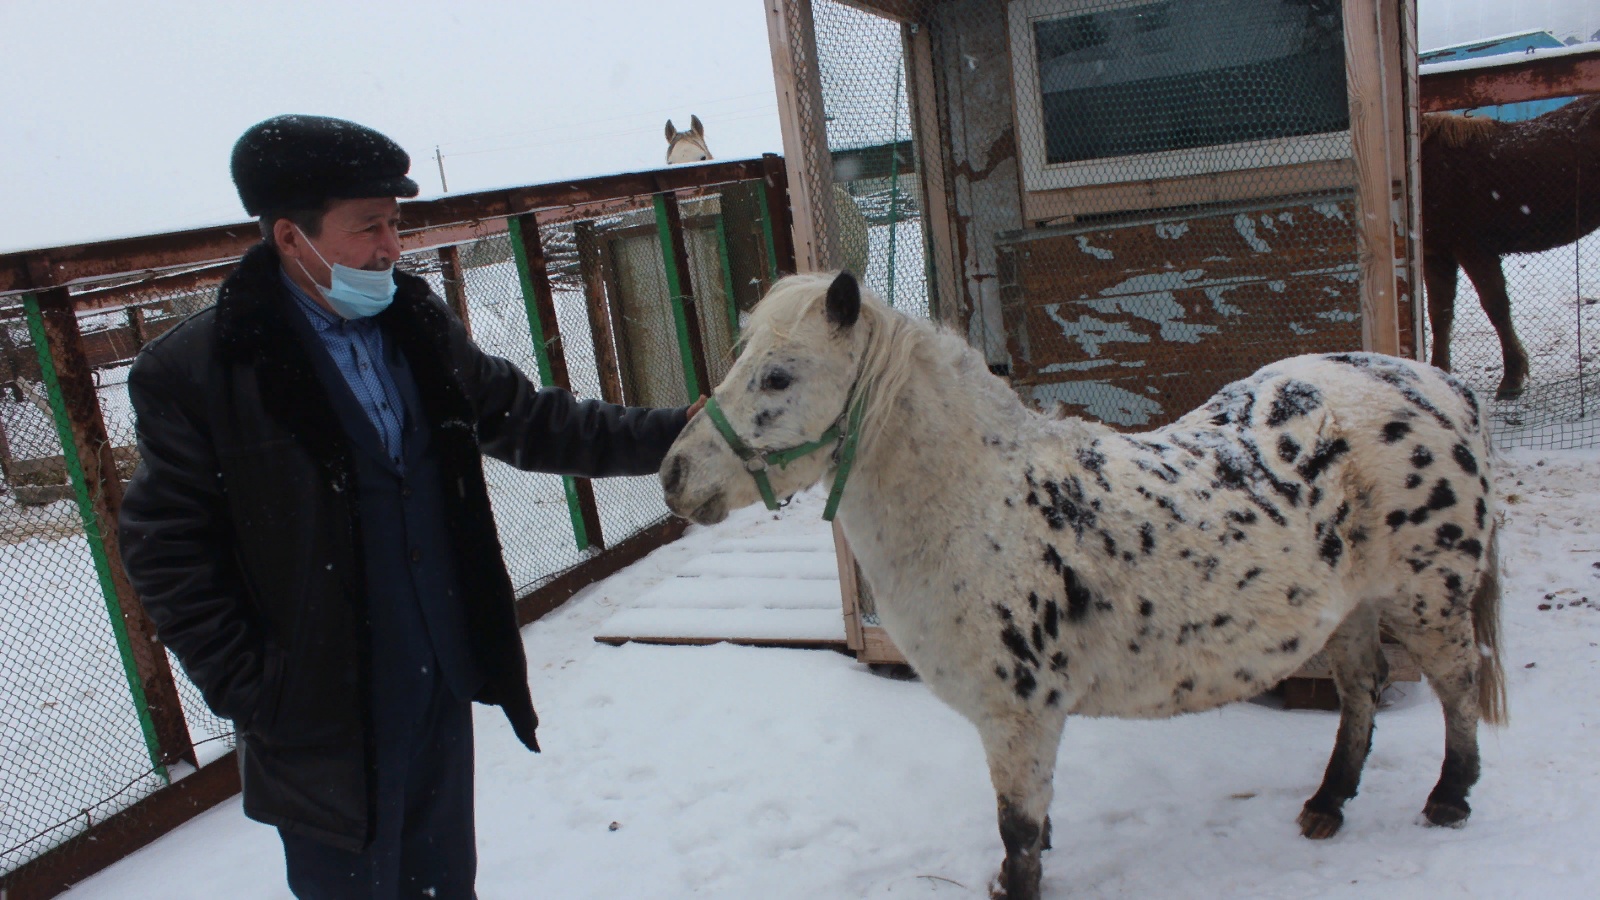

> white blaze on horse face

[{"left": 661, "top": 276, "right": 865, "bottom": 524}]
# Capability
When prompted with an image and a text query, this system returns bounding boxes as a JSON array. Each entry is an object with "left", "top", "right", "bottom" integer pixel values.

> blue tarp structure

[{"left": 1419, "top": 30, "right": 1579, "bottom": 121}]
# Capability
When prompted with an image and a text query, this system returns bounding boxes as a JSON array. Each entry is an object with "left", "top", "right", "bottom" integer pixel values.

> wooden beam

[
  {"left": 905, "top": 19, "right": 960, "bottom": 326},
  {"left": 832, "top": 520, "right": 866, "bottom": 653},
  {"left": 766, "top": 0, "right": 836, "bottom": 272},
  {"left": 760, "top": 154, "right": 799, "bottom": 276},
  {"left": 1342, "top": 0, "right": 1403, "bottom": 356},
  {"left": 832, "top": 0, "right": 920, "bottom": 24},
  {"left": 1392, "top": 0, "right": 1425, "bottom": 361},
  {"left": 435, "top": 245, "right": 473, "bottom": 338},
  {"left": 0, "top": 751, "right": 242, "bottom": 900},
  {"left": 574, "top": 221, "right": 626, "bottom": 405},
  {"left": 0, "top": 157, "right": 775, "bottom": 296},
  {"left": 30, "top": 288, "right": 197, "bottom": 771},
  {"left": 1419, "top": 45, "right": 1600, "bottom": 112}
]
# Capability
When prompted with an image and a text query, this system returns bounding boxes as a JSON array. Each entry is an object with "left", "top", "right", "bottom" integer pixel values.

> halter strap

[{"left": 701, "top": 392, "right": 865, "bottom": 521}]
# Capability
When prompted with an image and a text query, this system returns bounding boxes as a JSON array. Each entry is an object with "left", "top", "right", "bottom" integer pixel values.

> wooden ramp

[{"left": 593, "top": 515, "right": 849, "bottom": 651}]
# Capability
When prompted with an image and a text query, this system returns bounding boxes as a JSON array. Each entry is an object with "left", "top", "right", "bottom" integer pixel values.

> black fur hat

[{"left": 231, "top": 114, "right": 420, "bottom": 216}]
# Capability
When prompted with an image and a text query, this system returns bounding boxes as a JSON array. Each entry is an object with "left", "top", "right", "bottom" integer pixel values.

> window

[{"left": 1010, "top": 0, "right": 1352, "bottom": 192}]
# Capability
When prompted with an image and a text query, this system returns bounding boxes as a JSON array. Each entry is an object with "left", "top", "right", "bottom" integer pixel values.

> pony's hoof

[
  {"left": 1297, "top": 805, "right": 1344, "bottom": 839},
  {"left": 1494, "top": 384, "right": 1525, "bottom": 401},
  {"left": 1423, "top": 799, "right": 1471, "bottom": 828}
]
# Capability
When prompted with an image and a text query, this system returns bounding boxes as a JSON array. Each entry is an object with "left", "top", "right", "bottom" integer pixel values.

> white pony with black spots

[{"left": 661, "top": 272, "right": 1505, "bottom": 900}]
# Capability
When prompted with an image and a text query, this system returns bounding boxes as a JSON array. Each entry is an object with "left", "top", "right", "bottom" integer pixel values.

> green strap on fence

[
  {"left": 22, "top": 294, "right": 168, "bottom": 782},
  {"left": 506, "top": 217, "right": 591, "bottom": 553},
  {"left": 653, "top": 194, "right": 703, "bottom": 401}
]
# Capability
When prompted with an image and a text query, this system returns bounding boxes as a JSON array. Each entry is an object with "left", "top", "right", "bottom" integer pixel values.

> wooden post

[
  {"left": 127, "top": 305, "right": 148, "bottom": 351},
  {"left": 1342, "top": 0, "right": 1407, "bottom": 356},
  {"left": 1393, "top": 0, "right": 1425, "bottom": 360},
  {"left": 507, "top": 215, "right": 605, "bottom": 551},
  {"left": 596, "top": 235, "right": 637, "bottom": 404},
  {"left": 0, "top": 315, "right": 25, "bottom": 400},
  {"left": 574, "top": 221, "right": 626, "bottom": 406},
  {"left": 653, "top": 191, "right": 712, "bottom": 400},
  {"left": 766, "top": 0, "right": 838, "bottom": 273},
  {"left": 759, "top": 154, "right": 799, "bottom": 279},
  {"left": 905, "top": 18, "right": 960, "bottom": 328},
  {"left": 436, "top": 245, "right": 474, "bottom": 338},
  {"left": 25, "top": 289, "right": 196, "bottom": 771}
]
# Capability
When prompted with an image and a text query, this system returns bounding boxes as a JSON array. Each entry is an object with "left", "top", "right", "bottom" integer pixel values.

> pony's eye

[{"left": 761, "top": 370, "right": 793, "bottom": 392}]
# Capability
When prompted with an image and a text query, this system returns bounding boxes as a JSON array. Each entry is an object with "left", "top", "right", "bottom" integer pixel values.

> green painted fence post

[
  {"left": 22, "top": 293, "right": 169, "bottom": 782},
  {"left": 507, "top": 216, "right": 601, "bottom": 553},
  {"left": 653, "top": 193, "right": 710, "bottom": 402}
]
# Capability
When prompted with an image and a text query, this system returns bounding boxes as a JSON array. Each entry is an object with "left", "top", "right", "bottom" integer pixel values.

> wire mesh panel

[
  {"left": 406, "top": 235, "right": 590, "bottom": 591},
  {"left": 813, "top": 0, "right": 930, "bottom": 319},
  {"left": 0, "top": 306, "right": 167, "bottom": 874},
  {"left": 1417, "top": 92, "right": 1600, "bottom": 451}
]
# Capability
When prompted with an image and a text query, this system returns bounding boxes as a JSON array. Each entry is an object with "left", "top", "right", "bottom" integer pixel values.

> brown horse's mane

[{"left": 1420, "top": 112, "right": 1502, "bottom": 148}]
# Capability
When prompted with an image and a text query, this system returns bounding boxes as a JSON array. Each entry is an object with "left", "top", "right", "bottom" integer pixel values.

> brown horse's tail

[{"left": 1473, "top": 526, "right": 1508, "bottom": 726}]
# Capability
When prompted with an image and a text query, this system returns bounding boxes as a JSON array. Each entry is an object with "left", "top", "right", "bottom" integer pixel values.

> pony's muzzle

[{"left": 661, "top": 451, "right": 730, "bottom": 525}]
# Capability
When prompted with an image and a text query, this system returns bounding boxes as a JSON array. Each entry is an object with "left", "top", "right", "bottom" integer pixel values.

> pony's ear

[
  {"left": 665, "top": 120, "right": 677, "bottom": 142},
  {"left": 825, "top": 271, "right": 861, "bottom": 330},
  {"left": 690, "top": 114, "right": 704, "bottom": 137}
]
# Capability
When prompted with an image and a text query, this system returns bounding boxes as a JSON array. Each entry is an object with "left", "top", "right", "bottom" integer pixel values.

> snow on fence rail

[{"left": 0, "top": 155, "right": 795, "bottom": 895}]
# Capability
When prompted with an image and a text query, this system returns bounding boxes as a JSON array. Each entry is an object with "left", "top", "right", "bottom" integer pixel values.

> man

[{"left": 118, "top": 114, "right": 702, "bottom": 898}]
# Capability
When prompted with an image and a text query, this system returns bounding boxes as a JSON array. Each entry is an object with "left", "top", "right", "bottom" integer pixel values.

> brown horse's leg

[
  {"left": 1423, "top": 253, "right": 1460, "bottom": 372},
  {"left": 1458, "top": 250, "right": 1530, "bottom": 399},
  {"left": 1298, "top": 603, "right": 1386, "bottom": 839}
]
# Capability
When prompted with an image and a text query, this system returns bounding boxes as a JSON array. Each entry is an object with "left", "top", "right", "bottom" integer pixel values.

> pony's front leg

[{"left": 981, "top": 712, "right": 1066, "bottom": 900}]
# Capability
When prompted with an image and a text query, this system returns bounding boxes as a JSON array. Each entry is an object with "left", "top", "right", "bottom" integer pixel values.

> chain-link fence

[
  {"left": 1418, "top": 90, "right": 1600, "bottom": 451},
  {"left": 0, "top": 162, "right": 785, "bottom": 883}
]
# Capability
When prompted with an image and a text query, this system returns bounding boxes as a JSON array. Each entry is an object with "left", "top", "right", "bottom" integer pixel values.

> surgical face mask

[{"left": 293, "top": 226, "right": 397, "bottom": 319}]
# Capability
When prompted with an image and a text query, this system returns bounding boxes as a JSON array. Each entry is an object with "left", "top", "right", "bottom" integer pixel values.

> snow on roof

[
  {"left": 1418, "top": 41, "right": 1600, "bottom": 77},
  {"left": 1421, "top": 28, "right": 1562, "bottom": 55}
]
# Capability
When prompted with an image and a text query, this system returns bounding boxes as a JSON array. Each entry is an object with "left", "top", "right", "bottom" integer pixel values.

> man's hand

[{"left": 687, "top": 395, "right": 708, "bottom": 421}]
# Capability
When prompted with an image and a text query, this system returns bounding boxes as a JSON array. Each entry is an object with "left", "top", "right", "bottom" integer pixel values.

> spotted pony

[{"left": 661, "top": 272, "right": 1506, "bottom": 900}]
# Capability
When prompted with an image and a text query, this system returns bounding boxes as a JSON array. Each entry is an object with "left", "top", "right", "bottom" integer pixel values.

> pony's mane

[
  {"left": 747, "top": 273, "right": 983, "bottom": 456},
  {"left": 1421, "top": 112, "right": 1501, "bottom": 148}
]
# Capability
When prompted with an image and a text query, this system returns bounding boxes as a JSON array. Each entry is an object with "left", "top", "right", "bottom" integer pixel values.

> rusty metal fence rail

[{"left": 0, "top": 155, "right": 794, "bottom": 898}]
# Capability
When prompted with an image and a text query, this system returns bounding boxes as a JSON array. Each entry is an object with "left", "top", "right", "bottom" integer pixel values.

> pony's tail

[{"left": 1473, "top": 526, "right": 1508, "bottom": 726}]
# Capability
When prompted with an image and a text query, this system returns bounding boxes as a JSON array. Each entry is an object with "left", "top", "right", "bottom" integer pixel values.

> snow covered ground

[{"left": 56, "top": 446, "right": 1600, "bottom": 899}]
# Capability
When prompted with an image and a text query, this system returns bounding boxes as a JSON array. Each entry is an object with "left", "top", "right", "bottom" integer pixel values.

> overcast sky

[
  {"left": 0, "top": 0, "right": 780, "bottom": 253},
  {"left": 2, "top": 0, "right": 1596, "bottom": 255}
]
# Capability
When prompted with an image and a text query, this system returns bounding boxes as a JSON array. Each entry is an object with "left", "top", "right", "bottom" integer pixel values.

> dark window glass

[{"left": 1035, "top": 0, "right": 1349, "bottom": 166}]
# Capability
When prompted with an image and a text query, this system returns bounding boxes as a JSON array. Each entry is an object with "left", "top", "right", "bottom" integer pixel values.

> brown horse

[{"left": 1421, "top": 94, "right": 1600, "bottom": 399}]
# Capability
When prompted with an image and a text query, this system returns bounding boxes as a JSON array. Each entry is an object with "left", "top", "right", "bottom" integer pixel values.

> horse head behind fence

[
  {"left": 664, "top": 115, "right": 711, "bottom": 164},
  {"left": 1421, "top": 94, "right": 1600, "bottom": 400},
  {"left": 662, "top": 271, "right": 1506, "bottom": 900}
]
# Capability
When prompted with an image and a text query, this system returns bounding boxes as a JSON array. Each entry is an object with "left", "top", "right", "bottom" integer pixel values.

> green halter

[{"left": 701, "top": 391, "right": 867, "bottom": 522}]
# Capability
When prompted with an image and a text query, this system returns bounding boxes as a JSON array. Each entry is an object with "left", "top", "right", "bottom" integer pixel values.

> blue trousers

[{"left": 280, "top": 676, "right": 476, "bottom": 899}]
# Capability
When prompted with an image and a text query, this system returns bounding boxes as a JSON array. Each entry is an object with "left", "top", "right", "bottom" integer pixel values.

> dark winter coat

[{"left": 118, "top": 242, "right": 686, "bottom": 849}]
